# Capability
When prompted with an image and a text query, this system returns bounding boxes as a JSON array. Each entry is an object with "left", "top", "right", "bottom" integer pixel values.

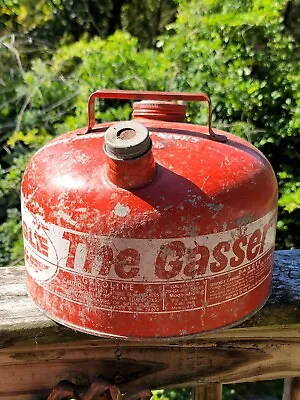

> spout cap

[{"left": 104, "top": 121, "right": 151, "bottom": 160}]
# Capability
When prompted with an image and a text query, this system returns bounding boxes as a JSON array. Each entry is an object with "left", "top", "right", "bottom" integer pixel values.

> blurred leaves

[
  {"left": 151, "top": 380, "right": 284, "bottom": 399},
  {"left": 161, "top": 0, "right": 300, "bottom": 248}
]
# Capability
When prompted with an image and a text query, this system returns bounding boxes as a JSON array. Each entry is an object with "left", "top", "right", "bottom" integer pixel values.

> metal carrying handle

[{"left": 85, "top": 89, "right": 227, "bottom": 142}]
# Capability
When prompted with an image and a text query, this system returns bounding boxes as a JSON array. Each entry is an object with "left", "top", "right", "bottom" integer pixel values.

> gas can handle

[{"left": 85, "top": 89, "right": 227, "bottom": 142}]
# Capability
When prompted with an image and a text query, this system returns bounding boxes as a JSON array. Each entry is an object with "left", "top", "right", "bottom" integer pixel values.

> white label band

[{"left": 22, "top": 201, "right": 277, "bottom": 284}]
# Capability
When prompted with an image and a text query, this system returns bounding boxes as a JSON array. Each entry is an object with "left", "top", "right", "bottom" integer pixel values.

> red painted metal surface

[{"left": 21, "top": 90, "right": 278, "bottom": 339}]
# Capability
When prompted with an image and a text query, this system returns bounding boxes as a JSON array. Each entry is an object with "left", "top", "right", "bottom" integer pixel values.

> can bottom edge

[{"left": 27, "top": 290, "right": 271, "bottom": 342}]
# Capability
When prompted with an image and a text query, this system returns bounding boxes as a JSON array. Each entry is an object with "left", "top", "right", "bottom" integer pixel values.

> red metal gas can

[{"left": 21, "top": 90, "right": 277, "bottom": 339}]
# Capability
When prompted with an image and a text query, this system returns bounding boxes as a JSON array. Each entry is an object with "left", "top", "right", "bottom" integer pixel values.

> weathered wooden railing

[{"left": 1, "top": 250, "right": 299, "bottom": 400}]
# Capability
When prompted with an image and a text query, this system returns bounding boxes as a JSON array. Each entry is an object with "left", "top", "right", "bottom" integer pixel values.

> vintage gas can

[{"left": 21, "top": 90, "right": 277, "bottom": 338}]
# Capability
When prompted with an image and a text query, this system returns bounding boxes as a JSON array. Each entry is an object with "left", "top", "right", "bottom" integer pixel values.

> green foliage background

[
  {"left": 1, "top": 0, "right": 299, "bottom": 267},
  {"left": 152, "top": 380, "right": 285, "bottom": 400},
  {"left": 0, "top": 0, "right": 299, "bottom": 398}
]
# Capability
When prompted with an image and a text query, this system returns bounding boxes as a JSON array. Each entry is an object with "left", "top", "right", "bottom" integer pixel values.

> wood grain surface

[{"left": 0, "top": 250, "right": 299, "bottom": 399}]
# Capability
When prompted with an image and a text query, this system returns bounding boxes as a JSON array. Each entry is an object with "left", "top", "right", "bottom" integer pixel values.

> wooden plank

[
  {"left": 0, "top": 250, "right": 299, "bottom": 399},
  {"left": 1, "top": 329, "right": 300, "bottom": 398},
  {"left": 1, "top": 250, "right": 299, "bottom": 348},
  {"left": 192, "top": 384, "right": 222, "bottom": 400},
  {"left": 283, "top": 378, "right": 300, "bottom": 400},
  {"left": 1, "top": 326, "right": 300, "bottom": 394}
]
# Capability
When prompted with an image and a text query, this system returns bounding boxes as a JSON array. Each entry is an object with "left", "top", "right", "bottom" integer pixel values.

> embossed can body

[{"left": 21, "top": 90, "right": 278, "bottom": 338}]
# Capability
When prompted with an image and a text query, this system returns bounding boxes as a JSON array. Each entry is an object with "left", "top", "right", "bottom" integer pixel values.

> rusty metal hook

[
  {"left": 47, "top": 380, "right": 81, "bottom": 400},
  {"left": 47, "top": 376, "right": 151, "bottom": 400}
]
